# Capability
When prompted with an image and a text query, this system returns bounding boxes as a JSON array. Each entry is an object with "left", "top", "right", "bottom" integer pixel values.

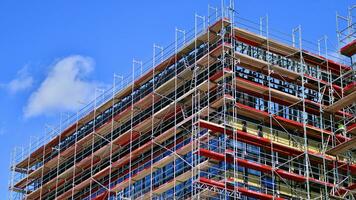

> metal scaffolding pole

[{"left": 295, "top": 25, "right": 311, "bottom": 199}]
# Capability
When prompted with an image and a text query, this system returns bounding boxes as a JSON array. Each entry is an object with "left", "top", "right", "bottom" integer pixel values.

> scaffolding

[{"left": 8, "top": 2, "right": 356, "bottom": 200}]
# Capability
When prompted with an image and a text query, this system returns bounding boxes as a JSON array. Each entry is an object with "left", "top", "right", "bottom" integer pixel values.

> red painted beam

[
  {"left": 235, "top": 36, "right": 261, "bottom": 47},
  {"left": 344, "top": 82, "right": 356, "bottom": 93},
  {"left": 235, "top": 77, "right": 351, "bottom": 119},
  {"left": 198, "top": 148, "right": 354, "bottom": 193},
  {"left": 233, "top": 34, "right": 351, "bottom": 74},
  {"left": 92, "top": 191, "right": 109, "bottom": 200},
  {"left": 347, "top": 123, "right": 356, "bottom": 133},
  {"left": 236, "top": 102, "right": 349, "bottom": 142},
  {"left": 198, "top": 120, "right": 356, "bottom": 175},
  {"left": 335, "top": 182, "right": 356, "bottom": 195},
  {"left": 303, "top": 50, "right": 351, "bottom": 72},
  {"left": 198, "top": 148, "right": 307, "bottom": 183},
  {"left": 340, "top": 39, "right": 356, "bottom": 57},
  {"left": 199, "top": 120, "right": 301, "bottom": 156},
  {"left": 275, "top": 169, "right": 306, "bottom": 182},
  {"left": 199, "top": 177, "right": 285, "bottom": 200},
  {"left": 209, "top": 68, "right": 232, "bottom": 82}
]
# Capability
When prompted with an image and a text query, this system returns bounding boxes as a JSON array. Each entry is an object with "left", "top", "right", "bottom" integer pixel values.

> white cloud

[
  {"left": 5, "top": 66, "right": 33, "bottom": 94},
  {"left": 24, "top": 55, "right": 100, "bottom": 118}
]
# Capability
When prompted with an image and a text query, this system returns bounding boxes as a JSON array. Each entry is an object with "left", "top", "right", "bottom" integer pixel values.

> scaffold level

[
  {"left": 8, "top": 3, "right": 356, "bottom": 200},
  {"left": 326, "top": 137, "right": 356, "bottom": 156},
  {"left": 340, "top": 39, "right": 356, "bottom": 57}
]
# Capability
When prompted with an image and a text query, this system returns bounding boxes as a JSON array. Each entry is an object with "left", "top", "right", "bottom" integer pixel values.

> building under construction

[{"left": 8, "top": 3, "right": 356, "bottom": 200}]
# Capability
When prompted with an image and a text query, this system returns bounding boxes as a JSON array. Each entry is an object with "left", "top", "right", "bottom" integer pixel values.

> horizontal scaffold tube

[
  {"left": 197, "top": 119, "right": 356, "bottom": 174},
  {"left": 198, "top": 177, "right": 285, "bottom": 200},
  {"left": 196, "top": 148, "right": 348, "bottom": 189}
]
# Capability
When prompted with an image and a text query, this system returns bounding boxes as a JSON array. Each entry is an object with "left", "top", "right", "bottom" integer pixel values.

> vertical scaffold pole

[
  {"left": 108, "top": 74, "right": 116, "bottom": 198},
  {"left": 54, "top": 112, "right": 67, "bottom": 198},
  {"left": 174, "top": 28, "right": 177, "bottom": 200},
  {"left": 192, "top": 12, "right": 205, "bottom": 199},
  {"left": 20, "top": 146, "right": 24, "bottom": 200},
  {"left": 128, "top": 59, "right": 142, "bottom": 199},
  {"left": 174, "top": 27, "right": 185, "bottom": 199},
  {"left": 317, "top": 35, "right": 329, "bottom": 198},
  {"left": 24, "top": 136, "right": 33, "bottom": 198},
  {"left": 265, "top": 13, "right": 279, "bottom": 199},
  {"left": 150, "top": 43, "right": 163, "bottom": 199},
  {"left": 220, "top": 1, "right": 229, "bottom": 198},
  {"left": 295, "top": 25, "right": 311, "bottom": 199},
  {"left": 9, "top": 148, "right": 16, "bottom": 200},
  {"left": 228, "top": 1, "right": 239, "bottom": 199},
  {"left": 71, "top": 106, "right": 81, "bottom": 200},
  {"left": 128, "top": 59, "right": 135, "bottom": 198},
  {"left": 88, "top": 92, "right": 96, "bottom": 199},
  {"left": 39, "top": 125, "right": 51, "bottom": 200},
  {"left": 89, "top": 88, "right": 104, "bottom": 199},
  {"left": 110, "top": 74, "right": 122, "bottom": 196},
  {"left": 208, "top": 4, "right": 217, "bottom": 126}
]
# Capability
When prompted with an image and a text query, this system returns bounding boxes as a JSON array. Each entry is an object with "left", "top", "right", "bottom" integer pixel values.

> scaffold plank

[
  {"left": 235, "top": 77, "right": 267, "bottom": 94},
  {"left": 180, "top": 18, "right": 230, "bottom": 56},
  {"left": 232, "top": 44, "right": 343, "bottom": 94},
  {"left": 233, "top": 79, "right": 349, "bottom": 119},
  {"left": 199, "top": 148, "right": 308, "bottom": 183},
  {"left": 155, "top": 70, "right": 192, "bottom": 95},
  {"left": 110, "top": 141, "right": 193, "bottom": 193},
  {"left": 197, "top": 119, "right": 356, "bottom": 174},
  {"left": 199, "top": 177, "right": 285, "bottom": 200},
  {"left": 209, "top": 18, "right": 231, "bottom": 33},
  {"left": 344, "top": 82, "right": 356, "bottom": 95},
  {"left": 44, "top": 98, "right": 216, "bottom": 198},
  {"left": 234, "top": 76, "right": 351, "bottom": 120},
  {"left": 325, "top": 91, "right": 356, "bottom": 113},
  {"left": 92, "top": 190, "right": 109, "bottom": 200},
  {"left": 196, "top": 44, "right": 225, "bottom": 67},
  {"left": 153, "top": 79, "right": 215, "bottom": 119},
  {"left": 236, "top": 51, "right": 269, "bottom": 70},
  {"left": 340, "top": 39, "right": 356, "bottom": 57},
  {"left": 19, "top": 93, "right": 156, "bottom": 187},
  {"left": 326, "top": 137, "right": 356, "bottom": 156},
  {"left": 238, "top": 101, "right": 337, "bottom": 140},
  {"left": 209, "top": 67, "right": 233, "bottom": 82},
  {"left": 272, "top": 64, "right": 300, "bottom": 80},
  {"left": 150, "top": 160, "right": 212, "bottom": 197},
  {"left": 153, "top": 171, "right": 191, "bottom": 195},
  {"left": 348, "top": 123, "right": 356, "bottom": 135},
  {"left": 235, "top": 103, "right": 269, "bottom": 121},
  {"left": 211, "top": 94, "right": 234, "bottom": 109},
  {"left": 197, "top": 188, "right": 218, "bottom": 198},
  {"left": 234, "top": 27, "right": 298, "bottom": 58},
  {"left": 234, "top": 28, "right": 351, "bottom": 74}
]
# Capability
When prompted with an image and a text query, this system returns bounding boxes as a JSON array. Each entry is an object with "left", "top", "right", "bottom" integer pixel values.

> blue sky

[{"left": 0, "top": 0, "right": 353, "bottom": 197}]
